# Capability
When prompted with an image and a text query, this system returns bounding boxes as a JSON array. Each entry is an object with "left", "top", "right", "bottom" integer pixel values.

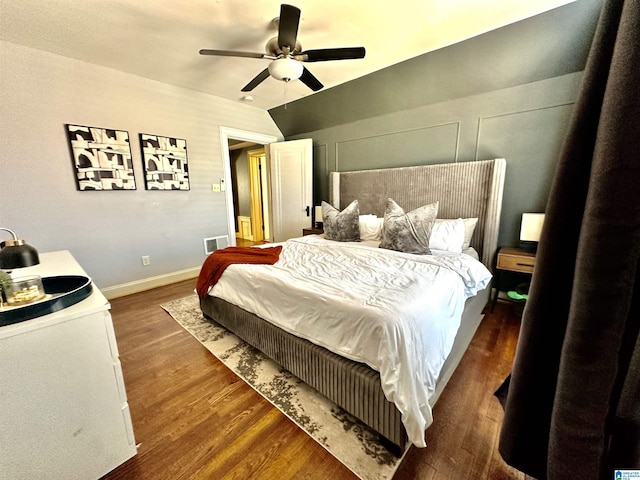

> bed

[{"left": 198, "top": 158, "right": 506, "bottom": 452}]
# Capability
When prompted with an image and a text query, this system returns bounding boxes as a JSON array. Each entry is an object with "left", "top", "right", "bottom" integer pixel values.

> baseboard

[{"left": 101, "top": 267, "right": 200, "bottom": 300}]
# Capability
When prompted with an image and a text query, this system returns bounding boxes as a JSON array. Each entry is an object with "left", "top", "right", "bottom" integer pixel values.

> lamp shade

[
  {"left": 0, "top": 228, "right": 40, "bottom": 269},
  {"left": 315, "top": 206, "right": 323, "bottom": 223},
  {"left": 520, "top": 213, "right": 545, "bottom": 242}
]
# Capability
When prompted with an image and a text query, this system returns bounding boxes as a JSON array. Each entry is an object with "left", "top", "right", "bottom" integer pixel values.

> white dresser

[{"left": 0, "top": 251, "right": 136, "bottom": 479}]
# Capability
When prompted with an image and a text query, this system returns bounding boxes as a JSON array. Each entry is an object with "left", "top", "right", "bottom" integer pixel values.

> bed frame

[{"left": 199, "top": 158, "right": 506, "bottom": 452}]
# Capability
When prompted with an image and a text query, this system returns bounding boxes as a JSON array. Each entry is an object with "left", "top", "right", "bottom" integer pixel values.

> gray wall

[
  {"left": 270, "top": 0, "right": 602, "bottom": 248},
  {"left": 231, "top": 148, "right": 251, "bottom": 221}
]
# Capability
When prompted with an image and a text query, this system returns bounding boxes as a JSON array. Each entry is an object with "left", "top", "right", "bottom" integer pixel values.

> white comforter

[{"left": 207, "top": 235, "right": 491, "bottom": 447}]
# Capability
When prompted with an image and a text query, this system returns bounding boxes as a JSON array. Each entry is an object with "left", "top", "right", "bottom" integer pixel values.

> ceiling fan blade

[
  {"left": 298, "top": 47, "right": 366, "bottom": 62},
  {"left": 241, "top": 68, "right": 271, "bottom": 92},
  {"left": 299, "top": 67, "right": 323, "bottom": 91},
  {"left": 277, "top": 4, "right": 301, "bottom": 50},
  {"left": 199, "top": 49, "right": 266, "bottom": 59}
]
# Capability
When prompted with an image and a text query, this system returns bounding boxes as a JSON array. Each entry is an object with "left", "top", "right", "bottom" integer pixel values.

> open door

[
  {"left": 219, "top": 127, "right": 312, "bottom": 246},
  {"left": 267, "top": 138, "right": 313, "bottom": 242}
]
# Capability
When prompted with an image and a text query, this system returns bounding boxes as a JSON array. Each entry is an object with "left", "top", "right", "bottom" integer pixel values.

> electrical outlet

[
  {"left": 212, "top": 183, "right": 221, "bottom": 192},
  {"left": 141, "top": 255, "right": 150, "bottom": 266}
]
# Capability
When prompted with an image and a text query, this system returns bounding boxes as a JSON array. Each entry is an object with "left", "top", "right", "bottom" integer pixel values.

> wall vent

[{"left": 203, "top": 235, "right": 229, "bottom": 255}]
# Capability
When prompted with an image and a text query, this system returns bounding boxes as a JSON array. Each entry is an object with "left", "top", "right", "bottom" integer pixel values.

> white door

[{"left": 268, "top": 138, "right": 313, "bottom": 242}]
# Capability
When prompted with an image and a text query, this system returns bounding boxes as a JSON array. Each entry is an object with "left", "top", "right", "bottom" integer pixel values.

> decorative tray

[{"left": 0, "top": 275, "right": 93, "bottom": 327}]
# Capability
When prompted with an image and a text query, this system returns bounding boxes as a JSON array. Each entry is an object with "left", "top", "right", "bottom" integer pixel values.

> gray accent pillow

[
  {"left": 379, "top": 199, "right": 439, "bottom": 254},
  {"left": 322, "top": 200, "right": 360, "bottom": 242}
]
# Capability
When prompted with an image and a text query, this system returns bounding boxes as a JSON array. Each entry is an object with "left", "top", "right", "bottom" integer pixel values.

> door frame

[{"left": 219, "top": 127, "right": 280, "bottom": 246}]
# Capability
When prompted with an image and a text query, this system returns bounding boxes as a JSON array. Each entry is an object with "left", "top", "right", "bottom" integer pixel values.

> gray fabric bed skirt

[{"left": 199, "top": 296, "right": 408, "bottom": 451}]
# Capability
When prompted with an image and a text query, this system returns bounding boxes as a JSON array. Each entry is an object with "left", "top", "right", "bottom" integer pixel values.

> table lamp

[
  {"left": 519, "top": 213, "right": 545, "bottom": 253},
  {"left": 0, "top": 228, "right": 40, "bottom": 270},
  {"left": 314, "top": 206, "right": 323, "bottom": 229}
]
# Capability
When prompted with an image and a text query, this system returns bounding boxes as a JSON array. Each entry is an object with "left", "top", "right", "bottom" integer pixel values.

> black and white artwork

[
  {"left": 67, "top": 124, "right": 136, "bottom": 191},
  {"left": 140, "top": 134, "right": 190, "bottom": 190},
  {"left": 66, "top": 124, "right": 136, "bottom": 191}
]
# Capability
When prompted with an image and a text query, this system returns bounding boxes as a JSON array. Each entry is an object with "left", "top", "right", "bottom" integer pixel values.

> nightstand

[
  {"left": 490, "top": 247, "right": 536, "bottom": 312},
  {"left": 302, "top": 227, "right": 324, "bottom": 236}
]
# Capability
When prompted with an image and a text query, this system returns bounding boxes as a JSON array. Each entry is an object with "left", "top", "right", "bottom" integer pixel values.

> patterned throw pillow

[
  {"left": 379, "top": 199, "right": 439, "bottom": 254},
  {"left": 322, "top": 200, "right": 360, "bottom": 242}
]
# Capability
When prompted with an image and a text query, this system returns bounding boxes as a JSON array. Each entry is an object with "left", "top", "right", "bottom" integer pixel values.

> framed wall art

[
  {"left": 139, "top": 134, "right": 190, "bottom": 190},
  {"left": 66, "top": 124, "right": 136, "bottom": 191}
]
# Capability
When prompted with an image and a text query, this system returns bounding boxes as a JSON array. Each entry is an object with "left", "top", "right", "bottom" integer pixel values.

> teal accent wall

[{"left": 268, "top": 0, "right": 602, "bottom": 249}]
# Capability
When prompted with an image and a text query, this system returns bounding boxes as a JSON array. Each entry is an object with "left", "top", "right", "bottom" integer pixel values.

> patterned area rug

[{"left": 161, "top": 295, "right": 405, "bottom": 480}]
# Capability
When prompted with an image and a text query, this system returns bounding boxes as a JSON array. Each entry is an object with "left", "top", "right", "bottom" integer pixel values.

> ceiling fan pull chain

[{"left": 283, "top": 81, "right": 288, "bottom": 110}]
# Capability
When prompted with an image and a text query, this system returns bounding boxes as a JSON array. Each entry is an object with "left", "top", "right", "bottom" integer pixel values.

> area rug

[{"left": 161, "top": 294, "right": 405, "bottom": 480}]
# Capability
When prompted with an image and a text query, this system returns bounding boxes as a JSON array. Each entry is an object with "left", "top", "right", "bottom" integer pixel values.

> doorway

[
  {"left": 219, "top": 127, "right": 279, "bottom": 247},
  {"left": 228, "top": 144, "right": 270, "bottom": 244},
  {"left": 247, "top": 148, "right": 270, "bottom": 242}
]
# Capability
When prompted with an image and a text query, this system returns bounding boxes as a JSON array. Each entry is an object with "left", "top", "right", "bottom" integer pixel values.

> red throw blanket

[{"left": 196, "top": 245, "right": 283, "bottom": 297}]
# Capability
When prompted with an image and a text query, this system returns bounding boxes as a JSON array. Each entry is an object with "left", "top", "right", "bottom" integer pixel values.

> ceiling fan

[{"left": 199, "top": 4, "right": 366, "bottom": 93}]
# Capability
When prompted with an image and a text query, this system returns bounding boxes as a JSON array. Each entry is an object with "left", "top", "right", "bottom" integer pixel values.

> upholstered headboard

[{"left": 329, "top": 159, "right": 506, "bottom": 267}]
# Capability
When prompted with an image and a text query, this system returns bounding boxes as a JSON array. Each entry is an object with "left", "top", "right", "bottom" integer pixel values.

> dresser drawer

[{"left": 497, "top": 251, "right": 535, "bottom": 273}]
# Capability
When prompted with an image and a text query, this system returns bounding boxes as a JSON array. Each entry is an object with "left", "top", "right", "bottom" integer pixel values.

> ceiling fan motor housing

[
  {"left": 265, "top": 36, "right": 302, "bottom": 57},
  {"left": 268, "top": 58, "right": 304, "bottom": 82}
]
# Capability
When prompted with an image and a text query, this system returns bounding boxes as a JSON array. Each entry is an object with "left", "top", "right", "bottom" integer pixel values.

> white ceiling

[{"left": 1, "top": 0, "right": 576, "bottom": 110}]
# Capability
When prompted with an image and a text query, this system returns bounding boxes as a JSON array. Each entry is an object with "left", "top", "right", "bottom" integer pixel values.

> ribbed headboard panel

[{"left": 329, "top": 159, "right": 506, "bottom": 266}]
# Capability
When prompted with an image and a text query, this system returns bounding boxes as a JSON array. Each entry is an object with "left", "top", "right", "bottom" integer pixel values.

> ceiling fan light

[{"left": 268, "top": 58, "right": 303, "bottom": 82}]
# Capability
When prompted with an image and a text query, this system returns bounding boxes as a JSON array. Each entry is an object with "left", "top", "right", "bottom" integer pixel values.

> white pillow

[
  {"left": 462, "top": 217, "right": 479, "bottom": 250},
  {"left": 359, "top": 215, "right": 384, "bottom": 241},
  {"left": 430, "top": 218, "right": 465, "bottom": 253}
]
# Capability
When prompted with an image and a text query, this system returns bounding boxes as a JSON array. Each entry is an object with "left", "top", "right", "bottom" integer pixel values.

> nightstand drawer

[
  {"left": 497, "top": 252, "right": 535, "bottom": 273},
  {"left": 491, "top": 246, "right": 536, "bottom": 312}
]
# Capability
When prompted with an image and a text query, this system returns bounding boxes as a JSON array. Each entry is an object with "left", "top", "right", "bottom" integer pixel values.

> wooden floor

[{"left": 102, "top": 279, "right": 526, "bottom": 480}]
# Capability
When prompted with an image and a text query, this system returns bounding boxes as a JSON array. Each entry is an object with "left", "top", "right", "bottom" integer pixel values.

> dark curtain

[{"left": 498, "top": 0, "right": 640, "bottom": 478}]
